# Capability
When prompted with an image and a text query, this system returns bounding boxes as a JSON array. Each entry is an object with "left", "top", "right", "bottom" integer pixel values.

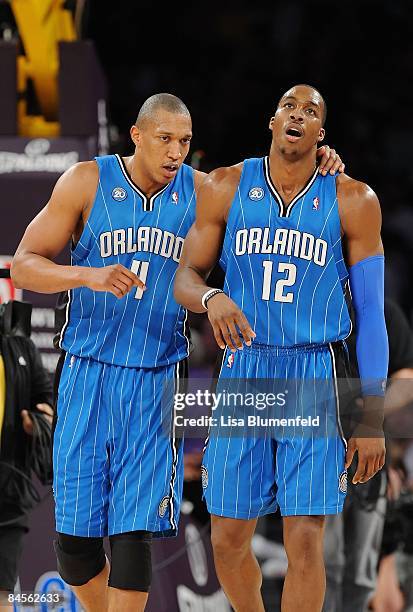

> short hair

[
  {"left": 277, "top": 84, "right": 327, "bottom": 126},
  {"left": 135, "top": 93, "right": 190, "bottom": 127}
]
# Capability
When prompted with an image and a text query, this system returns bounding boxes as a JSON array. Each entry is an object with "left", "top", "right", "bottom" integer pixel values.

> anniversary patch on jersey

[
  {"left": 339, "top": 471, "right": 347, "bottom": 494},
  {"left": 111, "top": 186, "right": 127, "bottom": 201},
  {"left": 158, "top": 496, "right": 170, "bottom": 518},
  {"left": 249, "top": 187, "right": 265, "bottom": 201}
]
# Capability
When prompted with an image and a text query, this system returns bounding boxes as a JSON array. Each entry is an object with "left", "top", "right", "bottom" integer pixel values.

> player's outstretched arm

[
  {"left": 174, "top": 166, "right": 255, "bottom": 351},
  {"left": 338, "top": 174, "right": 387, "bottom": 483},
  {"left": 11, "top": 162, "right": 145, "bottom": 298}
]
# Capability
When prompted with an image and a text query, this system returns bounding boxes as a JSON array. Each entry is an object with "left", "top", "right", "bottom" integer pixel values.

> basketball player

[
  {"left": 11, "top": 92, "right": 343, "bottom": 612},
  {"left": 11, "top": 94, "right": 197, "bottom": 612},
  {"left": 174, "top": 84, "right": 388, "bottom": 612}
]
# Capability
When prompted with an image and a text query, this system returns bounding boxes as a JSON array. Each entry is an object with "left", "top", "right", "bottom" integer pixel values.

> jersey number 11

[{"left": 130, "top": 260, "right": 149, "bottom": 299}]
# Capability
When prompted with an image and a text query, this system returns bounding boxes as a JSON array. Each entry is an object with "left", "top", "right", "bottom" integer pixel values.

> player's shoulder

[
  {"left": 194, "top": 164, "right": 243, "bottom": 220},
  {"left": 192, "top": 169, "right": 208, "bottom": 192},
  {"left": 201, "top": 162, "right": 244, "bottom": 193},
  {"left": 51, "top": 160, "right": 98, "bottom": 210},
  {"left": 336, "top": 173, "right": 378, "bottom": 201},
  {"left": 59, "top": 160, "right": 98, "bottom": 187},
  {"left": 336, "top": 172, "right": 380, "bottom": 213}
]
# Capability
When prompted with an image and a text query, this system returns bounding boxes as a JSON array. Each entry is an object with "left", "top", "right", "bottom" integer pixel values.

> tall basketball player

[
  {"left": 11, "top": 91, "right": 343, "bottom": 612},
  {"left": 11, "top": 94, "right": 198, "bottom": 612},
  {"left": 174, "top": 84, "right": 388, "bottom": 612}
]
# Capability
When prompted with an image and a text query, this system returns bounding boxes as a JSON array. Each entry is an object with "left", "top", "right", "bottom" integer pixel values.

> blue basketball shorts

[
  {"left": 53, "top": 353, "right": 187, "bottom": 538},
  {"left": 202, "top": 342, "right": 348, "bottom": 519}
]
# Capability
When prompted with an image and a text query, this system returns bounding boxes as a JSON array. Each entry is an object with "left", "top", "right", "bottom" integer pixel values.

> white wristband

[{"left": 201, "top": 288, "right": 224, "bottom": 310}]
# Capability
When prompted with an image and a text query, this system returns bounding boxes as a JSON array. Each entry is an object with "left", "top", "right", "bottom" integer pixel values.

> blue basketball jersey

[
  {"left": 220, "top": 157, "right": 351, "bottom": 346},
  {"left": 60, "top": 154, "right": 195, "bottom": 367}
]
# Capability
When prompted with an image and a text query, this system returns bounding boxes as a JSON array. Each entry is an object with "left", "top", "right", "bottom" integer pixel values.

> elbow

[
  {"left": 10, "top": 256, "right": 25, "bottom": 289},
  {"left": 173, "top": 267, "right": 193, "bottom": 308},
  {"left": 173, "top": 276, "right": 183, "bottom": 306}
]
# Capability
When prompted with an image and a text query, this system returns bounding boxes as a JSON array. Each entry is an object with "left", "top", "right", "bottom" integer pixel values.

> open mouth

[
  {"left": 285, "top": 125, "right": 303, "bottom": 142},
  {"left": 163, "top": 164, "right": 179, "bottom": 175}
]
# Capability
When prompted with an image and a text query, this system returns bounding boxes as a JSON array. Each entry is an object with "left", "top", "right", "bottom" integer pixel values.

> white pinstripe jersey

[
  {"left": 220, "top": 157, "right": 351, "bottom": 346},
  {"left": 60, "top": 154, "right": 195, "bottom": 367}
]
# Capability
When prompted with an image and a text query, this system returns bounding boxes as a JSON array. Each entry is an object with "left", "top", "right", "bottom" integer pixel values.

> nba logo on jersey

[
  {"left": 312, "top": 196, "right": 319, "bottom": 210},
  {"left": 172, "top": 191, "right": 179, "bottom": 204},
  {"left": 227, "top": 353, "right": 234, "bottom": 368}
]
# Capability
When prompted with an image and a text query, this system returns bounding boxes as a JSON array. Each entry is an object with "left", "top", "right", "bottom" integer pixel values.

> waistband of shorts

[{"left": 239, "top": 341, "right": 345, "bottom": 356}]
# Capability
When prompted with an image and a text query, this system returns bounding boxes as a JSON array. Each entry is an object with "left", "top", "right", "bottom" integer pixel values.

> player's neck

[
  {"left": 124, "top": 156, "right": 168, "bottom": 198},
  {"left": 268, "top": 147, "right": 317, "bottom": 201}
]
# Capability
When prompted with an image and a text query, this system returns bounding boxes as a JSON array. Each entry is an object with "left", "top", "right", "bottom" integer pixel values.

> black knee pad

[
  {"left": 54, "top": 533, "right": 106, "bottom": 586},
  {"left": 109, "top": 531, "right": 153, "bottom": 592}
]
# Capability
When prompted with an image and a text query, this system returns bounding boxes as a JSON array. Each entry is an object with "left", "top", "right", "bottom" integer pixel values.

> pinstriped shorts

[
  {"left": 202, "top": 342, "right": 348, "bottom": 519},
  {"left": 53, "top": 353, "right": 186, "bottom": 538}
]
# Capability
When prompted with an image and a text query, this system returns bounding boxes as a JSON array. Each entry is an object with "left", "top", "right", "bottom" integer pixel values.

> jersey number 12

[{"left": 261, "top": 261, "right": 296, "bottom": 303}]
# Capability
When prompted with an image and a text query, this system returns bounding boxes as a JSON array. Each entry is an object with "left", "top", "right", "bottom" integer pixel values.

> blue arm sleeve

[{"left": 349, "top": 255, "right": 389, "bottom": 396}]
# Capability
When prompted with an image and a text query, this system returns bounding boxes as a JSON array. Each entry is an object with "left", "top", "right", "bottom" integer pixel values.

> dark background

[
  {"left": 1, "top": 0, "right": 412, "bottom": 309},
  {"left": 80, "top": 0, "right": 413, "bottom": 313}
]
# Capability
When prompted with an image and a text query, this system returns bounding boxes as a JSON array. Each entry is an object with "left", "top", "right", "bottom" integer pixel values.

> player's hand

[
  {"left": 345, "top": 436, "right": 386, "bottom": 484},
  {"left": 84, "top": 264, "right": 146, "bottom": 298},
  {"left": 21, "top": 403, "right": 53, "bottom": 435},
  {"left": 206, "top": 293, "right": 256, "bottom": 351},
  {"left": 316, "top": 145, "right": 345, "bottom": 176}
]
